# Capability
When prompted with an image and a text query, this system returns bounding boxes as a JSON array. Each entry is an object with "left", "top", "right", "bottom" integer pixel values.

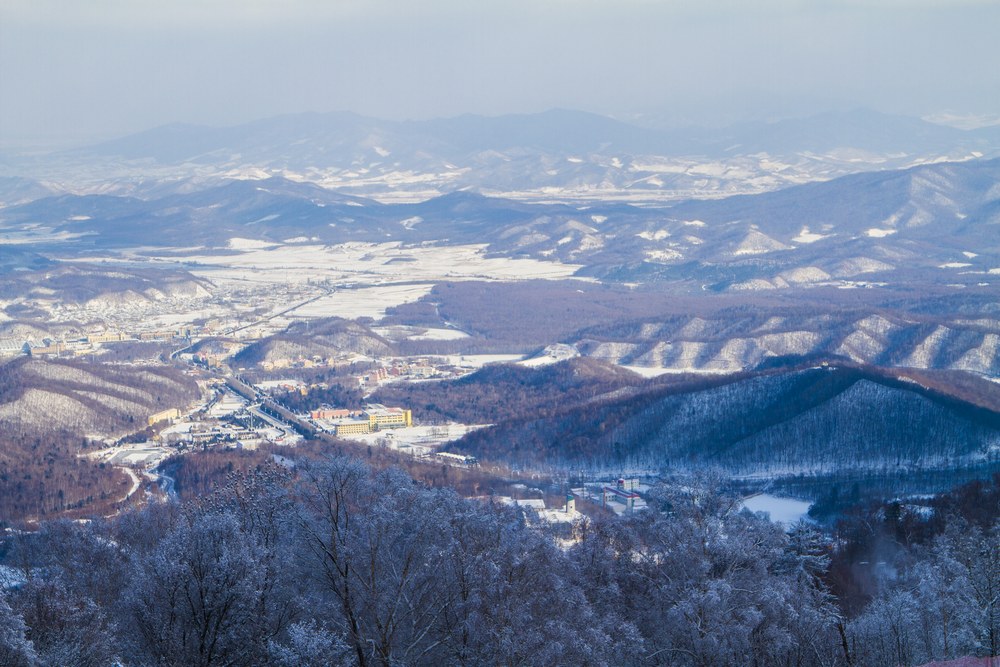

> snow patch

[
  {"left": 637, "top": 229, "right": 670, "bottom": 241},
  {"left": 645, "top": 249, "right": 683, "bottom": 262},
  {"left": 902, "top": 325, "right": 951, "bottom": 368},
  {"left": 833, "top": 257, "right": 894, "bottom": 277},
  {"left": 792, "top": 226, "right": 832, "bottom": 244},
  {"left": 952, "top": 333, "right": 999, "bottom": 374},
  {"left": 520, "top": 344, "right": 580, "bottom": 367},
  {"left": 228, "top": 237, "right": 279, "bottom": 250},
  {"left": 732, "top": 229, "right": 792, "bottom": 256},
  {"left": 779, "top": 267, "right": 831, "bottom": 284},
  {"left": 742, "top": 494, "right": 812, "bottom": 527}
]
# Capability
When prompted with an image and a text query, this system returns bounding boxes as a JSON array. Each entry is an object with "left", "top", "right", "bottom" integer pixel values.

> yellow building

[
  {"left": 148, "top": 408, "right": 181, "bottom": 427},
  {"left": 30, "top": 342, "right": 66, "bottom": 356},
  {"left": 364, "top": 404, "right": 412, "bottom": 430},
  {"left": 332, "top": 419, "right": 372, "bottom": 436},
  {"left": 86, "top": 332, "right": 128, "bottom": 344}
]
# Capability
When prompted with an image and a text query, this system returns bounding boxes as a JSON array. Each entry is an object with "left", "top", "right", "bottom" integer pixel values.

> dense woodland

[
  {"left": 371, "top": 356, "right": 647, "bottom": 424},
  {"left": 1, "top": 459, "right": 998, "bottom": 667},
  {"left": 0, "top": 358, "right": 199, "bottom": 522},
  {"left": 234, "top": 318, "right": 395, "bottom": 367},
  {"left": 385, "top": 360, "right": 1000, "bottom": 494},
  {"left": 381, "top": 281, "right": 760, "bottom": 352},
  {"left": 0, "top": 428, "right": 132, "bottom": 521}
]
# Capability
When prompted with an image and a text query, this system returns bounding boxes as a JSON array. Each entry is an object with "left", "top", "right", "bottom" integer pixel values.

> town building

[
  {"left": 148, "top": 408, "right": 181, "bottom": 427},
  {"left": 310, "top": 407, "right": 363, "bottom": 420},
  {"left": 601, "top": 479, "right": 645, "bottom": 514},
  {"left": 330, "top": 419, "right": 373, "bottom": 436},
  {"left": 364, "top": 404, "right": 412, "bottom": 429},
  {"left": 312, "top": 404, "right": 412, "bottom": 436},
  {"left": 86, "top": 331, "right": 128, "bottom": 344},
  {"left": 434, "top": 451, "right": 478, "bottom": 466}
]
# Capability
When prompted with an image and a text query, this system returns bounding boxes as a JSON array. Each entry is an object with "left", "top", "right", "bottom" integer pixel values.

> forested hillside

[
  {"left": 1, "top": 458, "right": 997, "bottom": 667},
  {"left": 0, "top": 358, "right": 198, "bottom": 521},
  {"left": 371, "top": 356, "right": 645, "bottom": 424},
  {"left": 233, "top": 317, "right": 394, "bottom": 366},
  {"left": 412, "top": 362, "right": 1000, "bottom": 490}
]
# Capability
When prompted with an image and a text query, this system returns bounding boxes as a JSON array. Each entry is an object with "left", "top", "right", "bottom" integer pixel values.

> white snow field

[{"left": 742, "top": 494, "right": 812, "bottom": 527}]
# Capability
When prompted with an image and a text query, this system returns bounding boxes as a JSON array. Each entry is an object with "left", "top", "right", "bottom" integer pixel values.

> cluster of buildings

[
  {"left": 0, "top": 328, "right": 194, "bottom": 359},
  {"left": 574, "top": 478, "right": 649, "bottom": 515},
  {"left": 433, "top": 451, "right": 478, "bottom": 466},
  {"left": 259, "top": 356, "right": 460, "bottom": 387},
  {"left": 310, "top": 403, "right": 413, "bottom": 436},
  {"left": 498, "top": 494, "right": 585, "bottom": 542}
]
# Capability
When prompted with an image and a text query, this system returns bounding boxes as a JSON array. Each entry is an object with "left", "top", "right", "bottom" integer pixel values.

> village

[{"left": 0, "top": 290, "right": 663, "bottom": 546}]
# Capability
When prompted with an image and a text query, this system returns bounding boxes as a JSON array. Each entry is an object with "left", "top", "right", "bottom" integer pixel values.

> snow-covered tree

[{"left": 125, "top": 511, "right": 270, "bottom": 667}]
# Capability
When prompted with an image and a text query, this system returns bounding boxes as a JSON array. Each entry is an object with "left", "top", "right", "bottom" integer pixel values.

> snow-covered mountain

[
  {"left": 3, "top": 156, "right": 997, "bottom": 291},
  {"left": 6, "top": 109, "right": 999, "bottom": 203}
]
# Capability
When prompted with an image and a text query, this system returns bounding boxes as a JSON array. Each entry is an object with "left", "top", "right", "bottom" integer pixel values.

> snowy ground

[
  {"left": 105, "top": 446, "right": 170, "bottom": 468},
  {"left": 204, "top": 392, "right": 247, "bottom": 418},
  {"left": 45, "top": 241, "right": 584, "bottom": 333},
  {"left": 519, "top": 344, "right": 580, "bottom": 367},
  {"left": 622, "top": 365, "right": 732, "bottom": 377},
  {"left": 179, "top": 242, "right": 583, "bottom": 285},
  {"left": 334, "top": 423, "right": 486, "bottom": 456},
  {"left": 742, "top": 494, "right": 812, "bottom": 526},
  {"left": 447, "top": 354, "right": 525, "bottom": 367}
]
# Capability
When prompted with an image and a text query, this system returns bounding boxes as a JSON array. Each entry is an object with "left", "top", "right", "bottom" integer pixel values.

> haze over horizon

[{"left": 2, "top": 0, "right": 999, "bottom": 149}]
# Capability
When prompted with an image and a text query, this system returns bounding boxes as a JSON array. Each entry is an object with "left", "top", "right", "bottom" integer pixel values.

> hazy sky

[{"left": 2, "top": 0, "right": 999, "bottom": 147}]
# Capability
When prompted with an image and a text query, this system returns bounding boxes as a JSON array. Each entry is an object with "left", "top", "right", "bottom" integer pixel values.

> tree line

[{"left": 2, "top": 458, "right": 998, "bottom": 666}]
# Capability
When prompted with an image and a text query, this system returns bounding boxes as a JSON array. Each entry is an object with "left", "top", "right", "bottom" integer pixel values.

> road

[
  {"left": 225, "top": 376, "right": 319, "bottom": 438},
  {"left": 149, "top": 467, "right": 177, "bottom": 501},
  {"left": 170, "top": 287, "right": 335, "bottom": 360}
]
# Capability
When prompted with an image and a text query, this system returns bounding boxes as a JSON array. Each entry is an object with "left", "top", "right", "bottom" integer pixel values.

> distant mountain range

[
  {"left": 3, "top": 156, "right": 997, "bottom": 291},
  {"left": 4, "top": 108, "right": 999, "bottom": 202},
  {"left": 81, "top": 108, "right": 1000, "bottom": 166},
  {"left": 2, "top": 108, "right": 998, "bottom": 383}
]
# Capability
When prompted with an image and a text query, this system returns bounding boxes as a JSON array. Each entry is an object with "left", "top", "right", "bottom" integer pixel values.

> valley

[
  {"left": 0, "top": 109, "right": 998, "bottom": 527},
  {"left": 6, "top": 2, "right": 1000, "bottom": 663}
]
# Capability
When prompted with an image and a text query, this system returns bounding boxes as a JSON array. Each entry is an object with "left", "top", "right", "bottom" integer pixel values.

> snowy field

[
  {"left": 205, "top": 393, "right": 247, "bottom": 418},
  {"left": 373, "top": 325, "right": 471, "bottom": 342},
  {"left": 742, "top": 494, "right": 812, "bottom": 526},
  {"left": 290, "top": 284, "right": 436, "bottom": 320},
  {"left": 108, "top": 447, "right": 169, "bottom": 467},
  {"left": 335, "top": 423, "right": 486, "bottom": 455},
  {"left": 47, "top": 241, "right": 585, "bottom": 331},
  {"left": 519, "top": 344, "right": 580, "bottom": 367},
  {"left": 408, "top": 354, "right": 524, "bottom": 368},
  {"left": 178, "top": 242, "right": 583, "bottom": 285}
]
